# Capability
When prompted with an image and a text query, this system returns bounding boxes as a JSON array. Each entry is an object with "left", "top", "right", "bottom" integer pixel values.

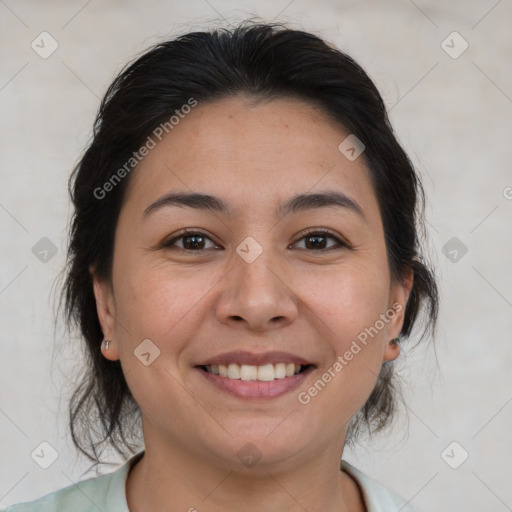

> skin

[{"left": 92, "top": 95, "right": 412, "bottom": 512}]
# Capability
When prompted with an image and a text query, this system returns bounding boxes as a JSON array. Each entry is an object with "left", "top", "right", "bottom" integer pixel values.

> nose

[{"left": 215, "top": 248, "right": 299, "bottom": 332}]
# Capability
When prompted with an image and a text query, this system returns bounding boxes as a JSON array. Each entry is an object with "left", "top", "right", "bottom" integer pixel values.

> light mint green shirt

[{"left": 2, "top": 451, "right": 414, "bottom": 511}]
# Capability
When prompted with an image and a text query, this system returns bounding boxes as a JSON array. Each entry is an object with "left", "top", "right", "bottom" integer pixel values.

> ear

[
  {"left": 383, "top": 267, "right": 414, "bottom": 362},
  {"left": 90, "top": 264, "right": 120, "bottom": 360}
]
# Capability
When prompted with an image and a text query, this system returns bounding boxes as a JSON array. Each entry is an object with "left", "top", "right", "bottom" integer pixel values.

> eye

[
  {"left": 162, "top": 229, "right": 220, "bottom": 251},
  {"left": 291, "top": 229, "right": 349, "bottom": 251},
  {"left": 161, "top": 228, "right": 350, "bottom": 252}
]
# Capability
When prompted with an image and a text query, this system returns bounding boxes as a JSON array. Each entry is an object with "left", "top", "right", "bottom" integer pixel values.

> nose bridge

[
  {"left": 215, "top": 238, "right": 297, "bottom": 330},
  {"left": 236, "top": 245, "right": 280, "bottom": 295}
]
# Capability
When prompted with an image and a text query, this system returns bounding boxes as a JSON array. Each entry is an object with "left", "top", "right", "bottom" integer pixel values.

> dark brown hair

[{"left": 58, "top": 20, "right": 438, "bottom": 469}]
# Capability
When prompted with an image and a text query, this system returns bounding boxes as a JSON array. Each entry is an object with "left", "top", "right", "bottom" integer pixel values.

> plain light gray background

[{"left": 1, "top": 1, "right": 511, "bottom": 510}]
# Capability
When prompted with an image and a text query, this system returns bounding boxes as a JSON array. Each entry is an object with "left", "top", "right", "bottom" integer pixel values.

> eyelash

[{"left": 161, "top": 228, "right": 351, "bottom": 252}]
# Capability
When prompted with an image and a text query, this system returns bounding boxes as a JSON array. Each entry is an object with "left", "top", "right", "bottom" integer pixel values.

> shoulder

[
  {"left": 1, "top": 471, "right": 117, "bottom": 512},
  {"left": 1, "top": 452, "right": 144, "bottom": 512},
  {"left": 341, "top": 460, "right": 414, "bottom": 512}
]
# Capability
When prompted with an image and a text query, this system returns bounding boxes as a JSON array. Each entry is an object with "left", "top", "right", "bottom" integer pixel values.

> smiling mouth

[{"left": 198, "top": 363, "right": 313, "bottom": 382}]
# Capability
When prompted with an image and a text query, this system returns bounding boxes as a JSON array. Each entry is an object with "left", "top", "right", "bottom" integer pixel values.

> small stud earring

[
  {"left": 103, "top": 339, "right": 110, "bottom": 351},
  {"left": 390, "top": 337, "right": 400, "bottom": 346}
]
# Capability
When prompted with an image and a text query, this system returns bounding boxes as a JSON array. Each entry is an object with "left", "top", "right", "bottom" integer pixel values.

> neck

[{"left": 125, "top": 427, "right": 365, "bottom": 512}]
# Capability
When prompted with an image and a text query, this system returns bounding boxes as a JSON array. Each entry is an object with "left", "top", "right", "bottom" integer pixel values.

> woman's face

[{"left": 93, "top": 96, "right": 411, "bottom": 472}]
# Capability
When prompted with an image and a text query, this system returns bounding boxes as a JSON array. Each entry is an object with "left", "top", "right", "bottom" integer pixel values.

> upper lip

[{"left": 196, "top": 351, "right": 315, "bottom": 367}]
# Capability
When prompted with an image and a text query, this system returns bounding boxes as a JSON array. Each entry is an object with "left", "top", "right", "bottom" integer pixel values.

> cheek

[
  {"left": 306, "top": 259, "right": 391, "bottom": 411},
  {"left": 111, "top": 265, "right": 209, "bottom": 415},
  {"left": 301, "top": 259, "right": 391, "bottom": 342},
  {"left": 113, "top": 258, "right": 222, "bottom": 346}
]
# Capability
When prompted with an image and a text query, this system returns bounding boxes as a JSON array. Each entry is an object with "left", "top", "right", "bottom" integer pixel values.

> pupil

[
  {"left": 184, "top": 235, "right": 204, "bottom": 250},
  {"left": 306, "top": 235, "right": 326, "bottom": 250}
]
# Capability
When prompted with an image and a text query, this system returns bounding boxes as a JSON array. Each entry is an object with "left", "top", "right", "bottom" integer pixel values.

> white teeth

[
  {"left": 227, "top": 363, "right": 240, "bottom": 379},
  {"left": 257, "top": 364, "right": 274, "bottom": 381},
  {"left": 240, "top": 364, "right": 258, "bottom": 381},
  {"left": 286, "top": 363, "right": 295, "bottom": 377},
  {"left": 274, "top": 363, "right": 286, "bottom": 379},
  {"left": 204, "top": 363, "right": 306, "bottom": 381}
]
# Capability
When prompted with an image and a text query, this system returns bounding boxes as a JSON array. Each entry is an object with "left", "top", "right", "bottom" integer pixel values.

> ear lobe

[{"left": 383, "top": 339, "right": 401, "bottom": 362}]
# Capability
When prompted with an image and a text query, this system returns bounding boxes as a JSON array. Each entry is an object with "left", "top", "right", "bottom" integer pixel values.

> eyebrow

[{"left": 142, "top": 190, "right": 365, "bottom": 220}]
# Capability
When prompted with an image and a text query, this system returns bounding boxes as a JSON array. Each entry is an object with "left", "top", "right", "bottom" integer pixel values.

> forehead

[{"left": 122, "top": 96, "right": 379, "bottom": 220}]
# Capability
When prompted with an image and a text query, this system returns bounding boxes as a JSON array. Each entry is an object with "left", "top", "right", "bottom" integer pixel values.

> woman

[{"left": 4, "top": 21, "right": 438, "bottom": 512}]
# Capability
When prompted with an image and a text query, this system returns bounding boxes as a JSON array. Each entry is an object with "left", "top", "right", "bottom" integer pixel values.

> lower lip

[{"left": 196, "top": 366, "right": 315, "bottom": 399}]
